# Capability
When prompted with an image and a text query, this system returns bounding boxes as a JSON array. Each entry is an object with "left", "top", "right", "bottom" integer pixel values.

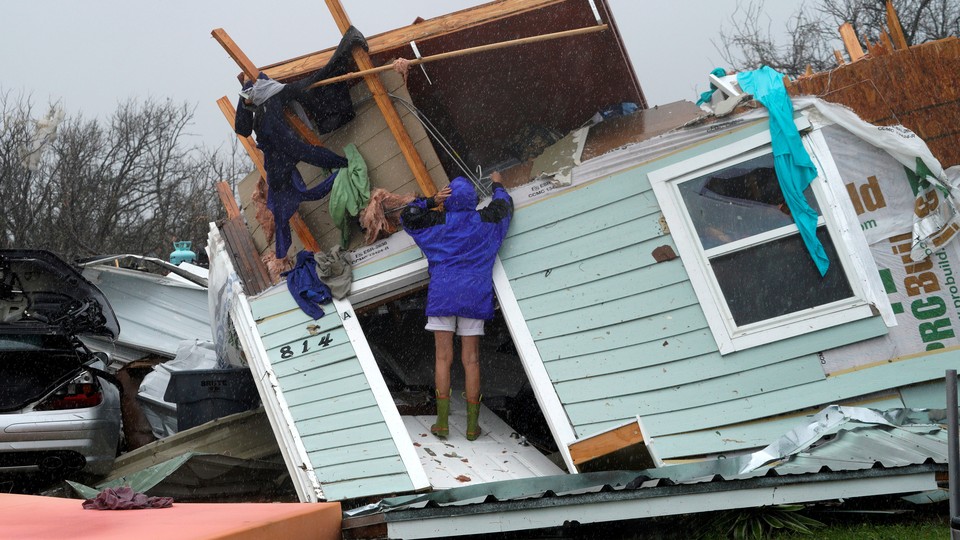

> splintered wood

[{"left": 787, "top": 37, "right": 960, "bottom": 168}]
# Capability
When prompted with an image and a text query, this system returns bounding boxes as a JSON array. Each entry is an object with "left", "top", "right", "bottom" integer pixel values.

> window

[{"left": 649, "top": 125, "right": 881, "bottom": 354}]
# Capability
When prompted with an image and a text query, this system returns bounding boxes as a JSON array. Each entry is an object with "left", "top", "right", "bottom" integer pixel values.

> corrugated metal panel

[
  {"left": 247, "top": 287, "right": 421, "bottom": 501},
  {"left": 81, "top": 265, "right": 212, "bottom": 361},
  {"left": 348, "top": 406, "right": 949, "bottom": 517}
]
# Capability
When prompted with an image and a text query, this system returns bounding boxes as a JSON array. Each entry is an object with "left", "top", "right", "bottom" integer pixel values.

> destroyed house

[{"left": 208, "top": 0, "right": 960, "bottom": 510}]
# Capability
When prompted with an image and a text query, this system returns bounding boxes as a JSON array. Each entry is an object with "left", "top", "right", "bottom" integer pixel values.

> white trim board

[
  {"left": 207, "top": 224, "right": 323, "bottom": 502},
  {"left": 334, "top": 296, "right": 430, "bottom": 490},
  {"left": 493, "top": 257, "right": 579, "bottom": 472}
]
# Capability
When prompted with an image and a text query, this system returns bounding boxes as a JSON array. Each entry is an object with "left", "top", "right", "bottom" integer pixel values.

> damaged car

[{"left": 0, "top": 249, "right": 121, "bottom": 478}]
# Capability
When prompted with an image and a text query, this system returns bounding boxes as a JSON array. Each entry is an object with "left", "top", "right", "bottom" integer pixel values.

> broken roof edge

[
  {"left": 346, "top": 405, "right": 950, "bottom": 518},
  {"left": 345, "top": 464, "right": 940, "bottom": 540},
  {"left": 257, "top": 0, "right": 566, "bottom": 81}
]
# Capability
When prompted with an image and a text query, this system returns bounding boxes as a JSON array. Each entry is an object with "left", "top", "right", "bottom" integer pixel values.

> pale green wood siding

[
  {"left": 353, "top": 248, "right": 424, "bottom": 281},
  {"left": 249, "top": 289, "right": 414, "bottom": 501},
  {"left": 651, "top": 394, "right": 907, "bottom": 457},
  {"left": 496, "top": 129, "right": 901, "bottom": 461}
]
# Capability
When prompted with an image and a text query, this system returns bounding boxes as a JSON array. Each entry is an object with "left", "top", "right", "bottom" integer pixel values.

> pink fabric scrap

[
  {"left": 82, "top": 486, "right": 173, "bottom": 510},
  {"left": 359, "top": 188, "right": 416, "bottom": 245},
  {"left": 253, "top": 175, "right": 276, "bottom": 244}
]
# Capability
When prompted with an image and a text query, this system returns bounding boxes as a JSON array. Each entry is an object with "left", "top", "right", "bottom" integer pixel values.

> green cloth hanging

[
  {"left": 738, "top": 66, "right": 829, "bottom": 277},
  {"left": 329, "top": 143, "right": 370, "bottom": 248},
  {"left": 696, "top": 67, "right": 729, "bottom": 106}
]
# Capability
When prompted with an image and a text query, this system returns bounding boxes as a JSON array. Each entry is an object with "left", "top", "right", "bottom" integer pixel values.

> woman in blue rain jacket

[
  {"left": 401, "top": 176, "right": 513, "bottom": 320},
  {"left": 401, "top": 174, "right": 513, "bottom": 441}
]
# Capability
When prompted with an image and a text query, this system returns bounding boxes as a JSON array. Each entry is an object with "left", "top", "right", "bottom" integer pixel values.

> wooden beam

[
  {"left": 212, "top": 28, "right": 260, "bottom": 81},
  {"left": 839, "top": 22, "right": 865, "bottom": 61},
  {"left": 879, "top": 30, "right": 895, "bottom": 54},
  {"left": 309, "top": 24, "right": 609, "bottom": 88},
  {"left": 568, "top": 420, "right": 643, "bottom": 465},
  {"left": 886, "top": 0, "right": 909, "bottom": 50},
  {"left": 834, "top": 49, "right": 846, "bottom": 66},
  {"left": 324, "top": 0, "right": 437, "bottom": 197},
  {"left": 212, "top": 33, "right": 324, "bottom": 255},
  {"left": 212, "top": 28, "right": 328, "bottom": 148},
  {"left": 216, "top": 181, "right": 242, "bottom": 219},
  {"left": 222, "top": 216, "right": 274, "bottom": 295},
  {"left": 260, "top": 0, "right": 566, "bottom": 82}
]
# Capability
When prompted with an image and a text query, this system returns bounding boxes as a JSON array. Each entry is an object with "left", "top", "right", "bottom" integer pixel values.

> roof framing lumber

[
  {"left": 839, "top": 22, "right": 865, "bottom": 62},
  {"left": 211, "top": 29, "right": 329, "bottom": 151},
  {"left": 211, "top": 30, "right": 324, "bottom": 253},
  {"left": 216, "top": 181, "right": 242, "bottom": 220},
  {"left": 308, "top": 24, "right": 609, "bottom": 88},
  {"left": 886, "top": 0, "right": 909, "bottom": 50},
  {"left": 323, "top": 0, "right": 437, "bottom": 197},
  {"left": 260, "top": 0, "right": 567, "bottom": 82}
]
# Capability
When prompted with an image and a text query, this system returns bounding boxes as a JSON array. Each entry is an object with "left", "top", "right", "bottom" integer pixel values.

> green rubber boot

[
  {"left": 466, "top": 397, "right": 482, "bottom": 441},
  {"left": 431, "top": 392, "right": 450, "bottom": 438}
]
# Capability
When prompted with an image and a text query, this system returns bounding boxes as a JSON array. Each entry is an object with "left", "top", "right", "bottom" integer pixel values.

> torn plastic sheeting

[{"left": 794, "top": 96, "right": 960, "bottom": 263}]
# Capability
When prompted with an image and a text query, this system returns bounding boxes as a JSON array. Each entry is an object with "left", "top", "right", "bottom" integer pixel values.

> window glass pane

[
  {"left": 710, "top": 227, "right": 853, "bottom": 326},
  {"left": 678, "top": 154, "right": 820, "bottom": 250}
]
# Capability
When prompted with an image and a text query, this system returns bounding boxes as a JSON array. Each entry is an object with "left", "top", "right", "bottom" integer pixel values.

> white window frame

[{"left": 648, "top": 118, "right": 883, "bottom": 354}]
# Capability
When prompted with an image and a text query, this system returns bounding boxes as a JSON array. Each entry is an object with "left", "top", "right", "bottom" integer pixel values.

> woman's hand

[{"left": 433, "top": 185, "right": 452, "bottom": 205}]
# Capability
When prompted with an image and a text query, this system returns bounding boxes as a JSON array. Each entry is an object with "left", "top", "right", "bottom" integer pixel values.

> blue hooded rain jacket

[{"left": 401, "top": 177, "right": 513, "bottom": 320}]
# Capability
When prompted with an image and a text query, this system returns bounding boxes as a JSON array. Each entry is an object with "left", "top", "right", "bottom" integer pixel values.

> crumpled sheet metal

[
  {"left": 345, "top": 406, "right": 949, "bottom": 516},
  {"left": 737, "top": 405, "right": 945, "bottom": 475}
]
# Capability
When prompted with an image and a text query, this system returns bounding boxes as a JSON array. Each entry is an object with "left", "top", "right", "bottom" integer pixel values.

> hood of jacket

[
  {"left": 247, "top": 74, "right": 286, "bottom": 106},
  {"left": 444, "top": 177, "right": 477, "bottom": 212}
]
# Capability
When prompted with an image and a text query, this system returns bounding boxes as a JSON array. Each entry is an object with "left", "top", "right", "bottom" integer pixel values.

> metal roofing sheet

[{"left": 346, "top": 406, "right": 949, "bottom": 516}]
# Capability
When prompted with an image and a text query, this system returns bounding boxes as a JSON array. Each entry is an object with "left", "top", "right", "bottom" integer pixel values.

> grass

[{"left": 771, "top": 508, "right": 951, "bottom": 539}]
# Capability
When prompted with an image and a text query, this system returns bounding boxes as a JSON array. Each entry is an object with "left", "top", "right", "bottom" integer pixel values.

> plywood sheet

[{"left": 788, "top": 37, "right": 960, "bottom": 167}]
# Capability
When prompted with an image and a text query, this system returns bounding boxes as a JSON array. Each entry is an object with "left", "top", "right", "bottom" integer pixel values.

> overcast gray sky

[{"left": 1, "top": 1, "right": 799, "bottom": 149}]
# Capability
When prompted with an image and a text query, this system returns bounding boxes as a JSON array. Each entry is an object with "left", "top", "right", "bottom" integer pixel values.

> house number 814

[{"left": 279, "top": 333, "right": 333, "bottom": 359}]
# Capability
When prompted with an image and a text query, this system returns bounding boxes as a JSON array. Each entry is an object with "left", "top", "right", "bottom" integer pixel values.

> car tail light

[{"left": 35, "top": 372, "right": 103, "bottom": 410}]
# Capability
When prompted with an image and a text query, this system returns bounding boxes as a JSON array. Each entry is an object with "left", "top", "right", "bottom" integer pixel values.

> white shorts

[{"left": 425, "top": 316, "right": 485, "bottom": 336}]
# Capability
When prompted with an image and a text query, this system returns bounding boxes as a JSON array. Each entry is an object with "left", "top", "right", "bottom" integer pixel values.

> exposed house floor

[{"left": 403, "top": 394, "right": 564, "bottom": 489}]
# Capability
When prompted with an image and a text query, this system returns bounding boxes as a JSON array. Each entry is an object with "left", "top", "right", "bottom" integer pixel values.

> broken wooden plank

[
  {"left": 323, "top": 0, "right": 437, "bottom": 198},
  {"left": 834, "top": 49, "right": 846, "bottom": 66},
  {"left": 879, "top": 30, "right": 895, "bottom": 54},
  {"left": 222, "top": 216, "right": 273, "bottom": 295},
  {"left": 839, "top": 22, "right": 865, "bottom": 61},
  {"left": 216, "top": 181, "right": 242, "bottom": 220},
  {"left": 886, "top": 0, "right": 909, "bottom": 50},
  {"left": 568, "top": 419, "right": 643, "bottom": 465}
]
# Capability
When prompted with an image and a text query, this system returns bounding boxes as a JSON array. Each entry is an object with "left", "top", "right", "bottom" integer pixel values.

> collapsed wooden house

[{"left": 205, "top": 0, "right": 960, "bottom": 529}]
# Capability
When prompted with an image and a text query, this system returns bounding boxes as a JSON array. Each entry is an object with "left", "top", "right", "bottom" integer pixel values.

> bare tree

[
  {"left": 717, "top": 0, "right": 960, "bottom": 77},
  {"left": 0, "top": 91, "right": 233, "bottom": 262}
]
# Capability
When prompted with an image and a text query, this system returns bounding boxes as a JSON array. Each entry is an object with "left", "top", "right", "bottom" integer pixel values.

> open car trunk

[{"left": 0, "top": 346, "right": 86, "bottom": 412}]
